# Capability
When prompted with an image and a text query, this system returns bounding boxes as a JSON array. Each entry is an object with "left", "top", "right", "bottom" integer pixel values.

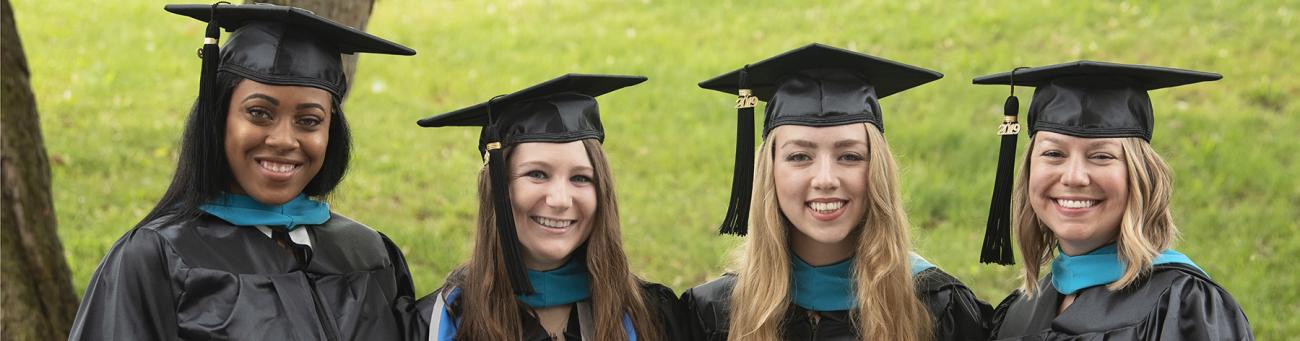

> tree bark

[
  {"left": 1, "top": 0, "right": 80, "bottom": 340},
  {"left": 246, "top": 0, "right": 377, "bottom": 93}
]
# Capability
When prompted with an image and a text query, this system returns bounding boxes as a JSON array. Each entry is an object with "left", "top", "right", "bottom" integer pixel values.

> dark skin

[{"left": 224, "top": 79, "right": 333, "bottom": 205}]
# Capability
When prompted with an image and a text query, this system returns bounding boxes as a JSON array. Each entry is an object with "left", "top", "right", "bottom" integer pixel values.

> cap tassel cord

[
  {"left": 719, "top": 67, "right": 757, "bottom": 236},
  {"left": 981, "top": 67, "right": 1026, "bottom": 265},
  {"left": 195, "top": 2, "right": 229, "bottom": 124},
  {"left": 483, "top": 96, "right": 535, "bottom": 295}
]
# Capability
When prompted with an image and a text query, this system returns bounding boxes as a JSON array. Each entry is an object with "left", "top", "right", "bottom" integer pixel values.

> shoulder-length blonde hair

[
  {"left": 726, "top": 123, "right": 932, "bottom": 341},
  {"left": 1013, "top": 136, "right": 1178, "bottom": 295},
  {"left": 446, "top": 139, "right": 662, "bottom": 341}
]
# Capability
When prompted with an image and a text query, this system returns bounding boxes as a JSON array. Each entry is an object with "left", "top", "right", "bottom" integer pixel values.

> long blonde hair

[
  {"left": 726, "top": 123, "right": 932, "bottom": 341},
  {"left": 447, "top": 139, "right": 662, "bottom": 341},
  {"left": 1013, "top": 137, "right": 1178, "bottom": 295}
]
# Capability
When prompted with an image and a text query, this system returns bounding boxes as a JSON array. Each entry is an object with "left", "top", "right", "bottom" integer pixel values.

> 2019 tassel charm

[
  {"left": 981, "top": 67, "right": 1026, "bottom": 265},
  {"left": 718, "top": 67, "right": 756, "bottom": 236}
]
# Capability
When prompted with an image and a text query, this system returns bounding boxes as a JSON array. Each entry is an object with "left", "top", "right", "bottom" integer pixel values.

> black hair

[{"left": 136, "top": 72, "right": 352, "bottom": 228}]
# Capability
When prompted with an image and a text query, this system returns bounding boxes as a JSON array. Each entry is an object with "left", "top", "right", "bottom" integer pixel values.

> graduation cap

[
  {"left": 417, "top": 73, "right": 647, "bottom": 294},
  {"left": 972, "top": 60, "right": 1221, "bottom": 265},
  {"left": 166, "top": 3, "right": 416, "bottom": 96},
  {"left": 699, "top": 43, "right": 942, "bottom": 235},
  {"left": 165, "top": 2, "right": 415, "bottom": 122}
]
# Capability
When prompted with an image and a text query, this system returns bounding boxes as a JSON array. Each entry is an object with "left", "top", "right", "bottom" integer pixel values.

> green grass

[{"left": 12, "top": 0, "right": 1297, "bottom": 337}]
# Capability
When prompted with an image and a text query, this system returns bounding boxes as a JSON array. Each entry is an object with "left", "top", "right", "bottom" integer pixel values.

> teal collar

[
  {"left": 1051, "top": 243, "right": 1205, "bottom": 295},
  {"left": 516, "top": 258, "right": 591, "bottom": 308},
  {"left": 199, "top": 193, "right": 330, "bottom": 230},
  {"left": 790, "top": 253, "right": 936, "bottom": 311}
]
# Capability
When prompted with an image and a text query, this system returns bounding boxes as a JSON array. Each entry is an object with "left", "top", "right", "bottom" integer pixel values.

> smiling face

[
  {"left": 508, "top": 141, "right": 597, "bottom": 271},
  {"left": 771, "top": 124, "right": 869, "bottom": 264},
  {"left": 1028, "top": 131, "right": 1130, "bottom": 255},
  {"left": 225, "top": 79, "right": 332, "bottom": 205}
]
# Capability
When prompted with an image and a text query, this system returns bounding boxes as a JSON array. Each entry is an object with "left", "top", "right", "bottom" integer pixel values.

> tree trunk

[
  {"left": 246, "top": 0, "right": 377, "bottom": 94},
  {"left": 1, "top": 0, "right": 80, "bottom": 340}
]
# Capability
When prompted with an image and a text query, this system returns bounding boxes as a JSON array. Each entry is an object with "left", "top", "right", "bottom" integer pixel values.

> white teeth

[
  {"left": 259, "top": 160, "right": 297, "bottom": 173},
  {"left": 808, "top": 201, "right": 845, "bottom": 213},
  {"left": 1056, "top": 199, "right": 1097, "bottom": 209},
  {"left": 533, "top": 217, "right": 574, "bottom": 228}
]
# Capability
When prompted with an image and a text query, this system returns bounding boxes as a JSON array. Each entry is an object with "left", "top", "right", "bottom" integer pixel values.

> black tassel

[
  {"left": 981, "top": 69, "right": 1024, "bottom": 265},
  {"left": 195, "top": 2, "right": 225, "bottom": 122},
  {"left": 483, "top": 97, "right": 534, "bottom": 295},
  {"left": 719, "top": 67, "right": 757, "bottom": 236}
]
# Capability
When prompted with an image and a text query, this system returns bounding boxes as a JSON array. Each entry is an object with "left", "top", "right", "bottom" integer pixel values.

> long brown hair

[
  {"left": 446, "top": 139, "right": 662, "bottom": 341},
  {"left": 726, "top": 123, "right": 932, "bottom": 341},
  {"left": 1013, "top": 137, "right": 1178, "bottom": 296}
]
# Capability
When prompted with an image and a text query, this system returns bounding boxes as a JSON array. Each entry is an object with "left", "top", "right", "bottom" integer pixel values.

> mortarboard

[
  {"left": 166, "top": 3, "right": 415, "bottom": 99},
  {"left": 699, "top": 43, "right": 942, "bottom": 235},
  {"left": 418, "top": 73, "right": 647, "bottom": 294},
  {"left": 973, "top": 60, "right": 1221, "bottom": 265}
]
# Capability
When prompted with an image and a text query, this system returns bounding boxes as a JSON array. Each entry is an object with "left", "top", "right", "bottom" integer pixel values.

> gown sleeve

[
  {"left": 639, "top": 282, "right": 692, "bottom": 341},
  {"left": 986, "top": 290, "right": 1023, "bottom": 339},
  {"left": 1155, "top": 273, "right": 1254, "bottom": 340},
  {"left": 914, "top": 269, "right": 993, "bottom": 341},
  {"left": 67, "top": 227, "right": 179, "bottom": 341}
]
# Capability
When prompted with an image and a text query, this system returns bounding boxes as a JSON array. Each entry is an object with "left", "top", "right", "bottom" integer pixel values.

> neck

[
  {"left": 1058, "top": 237, "right": 1117, "bottom": 256},
  {"left": 524, "top": 255, "right": 573, "bottom": 271},
  {"left": 790, "top": 231, "right": 854, "bottom": 266}
]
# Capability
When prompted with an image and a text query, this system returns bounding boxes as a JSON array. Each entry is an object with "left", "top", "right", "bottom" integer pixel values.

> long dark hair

[
  {"left": 445, "top": 139, "right": 662, "bottom": 341},
  {"left": 136, "top": 72, "right": 352, "bottom": 228}
]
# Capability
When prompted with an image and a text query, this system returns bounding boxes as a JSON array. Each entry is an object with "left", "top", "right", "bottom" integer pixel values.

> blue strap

[
  {"left": 434, "top": 288, "right": 461, "bottom": 341},
  {"left": 910, "top": 253, "right": 937, "bottom": 276},
  {"left": 433, "top": 287, "right": 636, "bottom": 340},
  {"left": 1051, "top": 243, "right": 1206, "bottom": 295},
  {"left": 517, "top": 258, "right": 592, "bottom": 308},
  {"left": 199, "top": 193, "right": 329, "bottom": 230}
]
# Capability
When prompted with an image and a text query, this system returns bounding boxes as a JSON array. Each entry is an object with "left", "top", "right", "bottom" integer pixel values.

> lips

[
  {"left": 806, "top": 199, "right": 848, "bottom": 221},
  {"left": 255, "top": 158, "right": 304, "bottom": 181},
  {"left": 531, "top": 216, "right": 575, "bottom": 230},
  {"left": 1055, "top": 198, "right": 1098, "bottom": 209}
]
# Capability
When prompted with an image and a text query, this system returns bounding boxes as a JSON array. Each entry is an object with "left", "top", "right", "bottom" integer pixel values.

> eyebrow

[
  {"left": 514, "top": 160, "right": 593, "bottom": 173},
  {"left": 241, "top": 93, "right": 279, "bottom": 106},
  {"left": 1038, "top": 136, "right": 1121, "bottom": 149},
  {"left": 780, "top": 139, "right": 865, "bottom": 149},
  {"left": 780, "top": 139, "right": 817, "bottom": 149},
  {"left": 296, "top": 102, "right": 327, "bottom": 113}
]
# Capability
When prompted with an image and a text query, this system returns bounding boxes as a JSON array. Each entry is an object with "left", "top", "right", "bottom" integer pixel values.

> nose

[
  {"left": 545, "top": 181, "right": 573, "bottom": 210},
  {"left": 264, "top": 120, "right": 299, "bottom": 152},
  {"left": 810, "top": 157, "right": 839, "bottom": 191},
  {"left": 1060, "top": 157, "right": 1091, "bottom": 187}
]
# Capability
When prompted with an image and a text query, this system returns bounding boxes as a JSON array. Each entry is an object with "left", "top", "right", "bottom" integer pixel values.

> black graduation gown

[
  {"left": 989, "top": 263, "right": 1253, "bottom": 340},
  {"left": 67, "top": 213, "right": 415, "bottom": 341},
  {"left": 680, "top": 268, "right": 991, "bottom": 340},
  {"left": 400, "top": 281, "right": 690, "bottom": 340}
]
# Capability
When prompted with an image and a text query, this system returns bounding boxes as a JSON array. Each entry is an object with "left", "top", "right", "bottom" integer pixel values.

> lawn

[{"left": 11, "top": 0, "right": 1298, "bottom": 337}]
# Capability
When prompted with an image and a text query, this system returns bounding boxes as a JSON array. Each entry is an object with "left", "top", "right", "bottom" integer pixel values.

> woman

[
  {"left": 974, "top": 61, "right": 1254, "bottom": 339},
  {"left": 68, "top": 3, "right": 416, "bottom": 340},
  {"left": 406, "top": 74, "right": 688, "bottom": 340},
  {"left": 681, "top": 43, "right": 989, "bottom": 341}
]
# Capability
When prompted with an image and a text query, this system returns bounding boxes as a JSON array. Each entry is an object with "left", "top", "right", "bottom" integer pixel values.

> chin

[{"left": 246, "top": 190, "right": 300, "bottom": 205}]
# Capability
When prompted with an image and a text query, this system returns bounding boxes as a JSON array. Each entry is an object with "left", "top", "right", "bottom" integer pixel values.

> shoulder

[
  {"left": 913, "top": 268, "right": 993, "bottom": 338},
  {"left": 1149, "top": 264, "right": 1248, "bottom": 312},
  {"left": 681, "top": 273, "right": 737, "bottom": 307},
  {"left": 681, "top": 274, "right": 737, "bottom": 338},
  {"left": 912, "top": 267, "right": 988, "bottom": 310},
  {"left": 680, "top": 275, "right": 737, "bottom": 318},
  {"left": 912, "top": 267, "right": 970, "bottom": 293},
  {"left": 311, "top": 212, "right": 388, "bottom": 251},
  {"left": 637, "top": 280, "right": 681, "bottom": 304}
]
